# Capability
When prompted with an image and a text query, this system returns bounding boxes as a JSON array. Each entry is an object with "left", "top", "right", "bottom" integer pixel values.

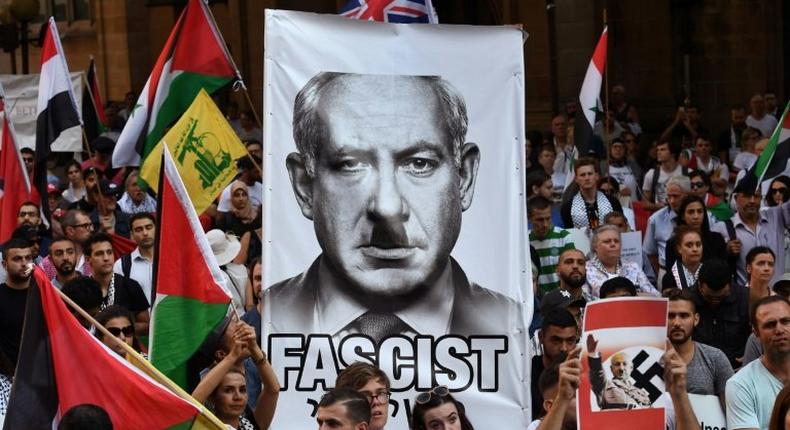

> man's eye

[
  {"left": 403, "top": 158, "right": 438, "bottom": 175},
  {"left": 335, "top": 159, "right": 367, "bottom": 172}
]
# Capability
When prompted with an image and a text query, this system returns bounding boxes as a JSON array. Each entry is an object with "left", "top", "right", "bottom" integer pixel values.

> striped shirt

[{"left": 530, "top": 226, "right": 575, "bottom": 293}]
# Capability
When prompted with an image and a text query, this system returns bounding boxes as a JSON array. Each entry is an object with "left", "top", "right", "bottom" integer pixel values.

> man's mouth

[{"left": 361, "top": 246, "right": 416, "bottom": 260}]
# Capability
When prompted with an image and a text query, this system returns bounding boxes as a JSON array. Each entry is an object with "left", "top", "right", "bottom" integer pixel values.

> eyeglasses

[
  {"left": 690, "top": 181, "right": 706, "bottom": 190},
  {"left": 415, "top": 386, "right": 449, "bottom": 404},
  {"left": 770, "top": 187, "right": 787, "bottom": 195},
  {"left": 106, "top": 325, "right": 134, "bottom": 337},
  {"left": 362, "top": 391, "right": 391, "bottom": 404}
]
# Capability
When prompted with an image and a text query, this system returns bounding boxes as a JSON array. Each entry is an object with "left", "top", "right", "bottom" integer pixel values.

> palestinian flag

[
  {"left": 82, "top": 56, "right": 108, "bottom": 142},
  {"left": 112, "top": 0, "right": 240, "bottom": 168},
  {"left": 3, "top": 267, "right": 226, "bottom": 430},
  {"left": 0, "top": 89, "right": 32, "bottom": 243},
  {"left": 35, "top": 17, "right": 81, "bottom": 217},
  {"left": 737, "top": 101, "right": 790, "bottom": 194},
  {"left": 574, "top": 26, "right": 607, "bottom": 155},
  {"left": 149, "top": 146, "right": 232, "bottom": 390}
]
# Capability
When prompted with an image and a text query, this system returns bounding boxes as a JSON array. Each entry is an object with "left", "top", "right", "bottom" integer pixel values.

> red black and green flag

[
  {"left": 736, "top": 101, "right": 790, "bottom": 193},
  {"left": 82, "top": 56, "right": 108, "bottom": 142},
  {"left": 3, "top": 267, "right": 226, "bottom": 429}
]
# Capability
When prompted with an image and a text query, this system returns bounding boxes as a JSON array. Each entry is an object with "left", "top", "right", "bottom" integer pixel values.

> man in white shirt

[
  {"left": 745, "top": 93, "right": 778, "bottom": 138},
  {"left": 642, "top": 140, "right": 686, "bottom": 211},
  {"left": 113, "top": 213, "right": 155, "bottom": 303}
]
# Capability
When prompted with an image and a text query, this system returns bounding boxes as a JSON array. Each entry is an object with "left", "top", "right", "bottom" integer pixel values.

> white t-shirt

[
  {"left": 642, "top": 164, "right": 684, "bottom": 203},
  {"left": 608, "top": 164, "right": 639, "bottom": 200},
  {"left": 732, "top": 152, "right": 757, "bottom": 172},
  {"left": 746, "top": 114, "right": 778, "bottom": 138},
  {"left": 217, "top": 181, "right": 263, "bottom": 212}
]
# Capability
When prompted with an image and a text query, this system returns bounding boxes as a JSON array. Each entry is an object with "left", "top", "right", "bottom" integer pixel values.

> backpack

[{"left": 649, "top": 165, "right": 689, "bottom": 202}]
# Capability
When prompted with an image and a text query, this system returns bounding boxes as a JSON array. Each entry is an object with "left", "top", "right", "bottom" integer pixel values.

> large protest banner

[
  {"left": 579, "top": 297, "right": 668, "bottom": 430},
  {"left": 261, "top": 10, "right": 531, "bottom": 429},
  {"left": 0, "top": 73, "right": 83, "bottom": 152}
]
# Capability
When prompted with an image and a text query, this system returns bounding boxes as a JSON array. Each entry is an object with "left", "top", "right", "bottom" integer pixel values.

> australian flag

[{"left": 340, "top": 0, "right": 438, "bottom": 24}]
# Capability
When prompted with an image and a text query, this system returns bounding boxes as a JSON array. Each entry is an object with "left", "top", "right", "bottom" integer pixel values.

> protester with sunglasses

[
  {"left": 687, "top": 170, "right": 732, "bottom": 221},
  {"left": 94, "top": 305, "right": 142, "bottom": 357},
  {"left": 411, "top": 386, "right": 475, "bottom": 430},
  {"left": 766, "top": 176, "right": 790, "bottom": 207}
]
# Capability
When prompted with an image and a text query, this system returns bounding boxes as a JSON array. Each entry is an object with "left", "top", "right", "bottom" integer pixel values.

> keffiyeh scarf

[
  {"left": 671, "top": 261, "right": 700, "bottom": 290},
  {"left": 570, "top": 191, "right": 614, "bottom": 229}
]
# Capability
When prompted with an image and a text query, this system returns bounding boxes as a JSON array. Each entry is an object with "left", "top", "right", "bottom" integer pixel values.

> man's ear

[
  {"left": 356, "top": 422, "right": 369, "bottom": 430},
  {"left": 286, "top": 152, "right": 315, "bottom": 220},
  {"left": 458, "top": 142, "right": 480, "bottom": 211},
  {"left": 542, "top": 398, "right": 554, "bottom": 414}
]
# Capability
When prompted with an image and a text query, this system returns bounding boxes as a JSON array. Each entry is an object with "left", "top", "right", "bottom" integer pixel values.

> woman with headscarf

[{"left": 216, "top": 181, "right": 261, "bottom": 237}]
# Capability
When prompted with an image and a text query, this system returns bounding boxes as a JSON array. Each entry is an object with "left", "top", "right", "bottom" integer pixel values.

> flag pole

[
  {"left": 603, "top": 8, "right": 610, "bottom": 170},
  {"left": 49, "top": 275, "right": 227, "bottom": 429}
]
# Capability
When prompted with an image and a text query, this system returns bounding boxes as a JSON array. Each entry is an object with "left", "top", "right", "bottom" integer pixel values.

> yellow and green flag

[{"left": 140, "top": 88, "right": 248, "bottom": 214}]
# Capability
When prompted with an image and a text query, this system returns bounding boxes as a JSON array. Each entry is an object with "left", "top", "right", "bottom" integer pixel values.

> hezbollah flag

[
  {"left": 3, "top": 266, "right": 226, "bottom": 430},
  {"left": 737, "top": 101, "right": 790, "bottom": 194},
  {"left": 148, "top": 146, "right": 233, "bottom": 390},
  {"left": 140, "top": 89, "right": 247, "bottom": 214},
  {"left": 112, "top": 0, "right": 240, "bottom": 169}
]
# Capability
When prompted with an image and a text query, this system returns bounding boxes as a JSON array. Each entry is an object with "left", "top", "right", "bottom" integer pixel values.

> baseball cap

[
  {"left": 773, "top": 273, "right": 790, "bottom": 298},
  {"left": 46, "top": 183, "right": 61, "bottom": 195},
  {"left": 98, "top": 179, "right": 121, "bottom": 197},
  {"left": 540, "top": 288, "right": 586, "bottom": 317}
]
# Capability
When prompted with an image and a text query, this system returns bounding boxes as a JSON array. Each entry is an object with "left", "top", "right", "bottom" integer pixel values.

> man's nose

[{"left": 368, "top": 170, "right": 408, "bottom": 221}]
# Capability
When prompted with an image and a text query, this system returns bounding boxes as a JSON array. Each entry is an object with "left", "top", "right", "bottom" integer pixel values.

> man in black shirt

[
  {"left": 0, "top": 238, "right": 34, "bottom": 371},
  {"left": 85, "top": 232, "right": 149, "bottom": 337},
  {"left": 531, "top": 308, "right": 578, "bottom": 420},
  {"left": 689, "top": 259, "right": 750, "bottom": 369}
]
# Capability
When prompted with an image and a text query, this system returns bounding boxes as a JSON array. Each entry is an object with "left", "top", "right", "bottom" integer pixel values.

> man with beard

[
  {"left": 0, "top": 239, "right": 33, "bottom": 370},
  {"left": 665, "top": 289, "right": 733, "bottom": 411},
  {"left": 726, "top": 296, "right": 790, "bottom": 430},
  {"left": 113, "top": 213, "right": 156, "bottom": 303},
  {"left": 712, "top": 181, "right": 790, "bottom": 286},
  {"left": 531, "top": 308, "right": 578, "bottom": 420},
  {"left": 40, "top": 209, "right": 95, "bottom": 279},
  {"left": 717, "top": 104, "right": 747, "bottom": 167},
  {"left": 50, "top": 237, "right": 79, "bottom": 289},
  {"left": 555, "top": 249, "right": 592, "bottom": 302}
]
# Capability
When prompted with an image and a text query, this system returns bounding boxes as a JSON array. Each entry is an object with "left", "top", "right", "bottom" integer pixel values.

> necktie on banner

[
  {"left": 112, "top": 0, "right": 241, "bottom": 169},
  {"left": 139, "top": 89, "right": 248, "bottom": 215},
  {"left": 340, "top": 0, "right": 439, "bottom": 23}
]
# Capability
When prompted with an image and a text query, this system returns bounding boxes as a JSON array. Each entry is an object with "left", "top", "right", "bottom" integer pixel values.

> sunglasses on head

[
  {"left": 415, "top": 386, "right": 450, "bottom": 404},
  {"left": 106, "top": 325, "right": 134, "bottom": 337}
]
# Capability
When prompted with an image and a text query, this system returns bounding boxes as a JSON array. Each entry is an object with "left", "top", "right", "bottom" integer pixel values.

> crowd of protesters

[{"left": 1, "top": 87, "right": 790, "bottom": 430}]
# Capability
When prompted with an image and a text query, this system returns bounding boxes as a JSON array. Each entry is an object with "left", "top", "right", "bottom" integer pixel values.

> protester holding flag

[{"left": 192, "top": 320, "right": 279, "bottom": 430}]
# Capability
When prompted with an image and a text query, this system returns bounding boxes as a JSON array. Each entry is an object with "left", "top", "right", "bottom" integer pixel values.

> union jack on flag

[{"left": 340, "top": 0, "right": 438, "bottom": 24}]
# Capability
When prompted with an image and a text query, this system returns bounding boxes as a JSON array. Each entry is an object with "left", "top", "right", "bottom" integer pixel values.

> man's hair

[
  {"left": 537, "top": 143, "right": 556, "bottom": 156},
  {"left": 2, "top": 238, "right": 31, "bottom": 258},
  {"left": 293, "top": 72, "right": 468, "bottom": 175},
  {"left": 746, "top": 246, "right": 775, "bottom": 266},
  {"left": 662, "top": 288, "right": 696, "bottom": 312},
  {"left": 527, "top": 196, "right": 553, "bottom": 217},
  {"left": 573, "top": 156, "right": 599, "bottom": 174},
  {"left": 95, "top": 305, "right": 135, "bottom": 333},
  {"left": 58, "top": 404, "right": 113, "bottom": 430},
  {"left": 540, "top": 307, "right": 577, "bottom": 332},
  {"left": 61, "top": 277, "right": 103, "bottom": 312},
  {"left": 750, "top": 295, "right": 790, "bottom": 329},
  {"left": 83, "top": 232, "right": 113, "bottom": 256},
  {"left": 50, "top": 236, "right": 75, "bottom": 250},
  {"left": 18, "top": 200, "right": 39, "bottom": 213},
  {"left": 657, "top": 140, "right": 682, "bottom": 159},
  {"left": 335, "top": 362, "right": 391, "bottom": 391},
  {"left": 697, "top": 259, "right": 731, "bottom": 291},
  {"left": 61, "top": 209, "right": 89, "bottom": 228},
  {"left": 603, "top": 211, "right": 627, "bottom": 225},
  {"left": 237, "top": 154, "right": 262, "bottom": 172},
  {"left": 526, "top": 170, "right": 551, "bottom": 198},
  {"left": 124, "top": 170, "right": 139, "bottom": 188},
  {"left": 20, "top": 147, "right": 34, "bottom": 156},
  {"left": 666, "top": 175, "right": 691, "bottom": 193},
  {"left": 695, "top": 133, "right": 713, "bottom": 145},
  {"left": 600, "top": 277, "right": 636, "bottom": 298},
  {"left": 245, "top": 139, "right": 262, "bottom": 148},
  {"left": 130, "top": 212, "right": 155, "bottom": 228},
  {"left": 318, "top": 388, "right": 371, "bottom": 425},
  {"left": 689, "top": 169, "right": 711, "bottom": 188}
]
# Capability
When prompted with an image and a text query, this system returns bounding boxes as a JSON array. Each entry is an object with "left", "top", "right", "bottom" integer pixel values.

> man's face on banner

[
  {"left": 610, "top": 353, "right": 630, "bottom": 380},
  {"left": 291, "top": 75, "right": 479, "bottom": 297}
]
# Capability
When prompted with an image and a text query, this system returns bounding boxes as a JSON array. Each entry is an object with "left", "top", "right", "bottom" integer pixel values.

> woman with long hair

[
  {"left": 411, "top": 386, "right": 475, "bottom": 430},
  {"left": 664, "top": 195, "right": 728, "bottom": 269},
  {"left": 768, "top": 385, "right": 790, "bottom": 430},
  {"left": 61, "top": 159, "right": 87, "bottom": 203},
  {"left": 662, "top": 225, "right": 703, "bottom": 290},
  {"left": 95, "top": 305, "right": 143, "bottom": 357}
]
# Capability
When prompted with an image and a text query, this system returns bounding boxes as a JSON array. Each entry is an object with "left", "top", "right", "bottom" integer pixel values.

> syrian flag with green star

[
  {"left": 3, "top": 266, "right": 223, "bottom": 430},
  {"left": 736, "top": 101, "right": 790, "bottom": 194},
  {"left": 574, "top": 26, "right": 607, "bottom": 155},
  {"left": 149, "top": 146, "right": 232, "bottom": 390},
  {"left": 112, "top": 0, "right": 240, "bottom": 169}
]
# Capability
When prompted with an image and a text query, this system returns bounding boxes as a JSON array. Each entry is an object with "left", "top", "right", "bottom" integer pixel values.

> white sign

[
  {"left": 620, "top": 231, "right": 643, "bottom": 267},
  {"left": 261, "top": 9, "right": 531, "bottom": 429},
  {"left": 0, "top": 73, "right": 83, "bottom": 152},
  {"left": 688, "top": 394, "right": 727, "bottom": 430}
]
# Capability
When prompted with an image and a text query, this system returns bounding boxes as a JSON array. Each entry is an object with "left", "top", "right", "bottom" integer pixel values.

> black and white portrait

[{"left": 264, "top": 71, "right": 521, "bottom": 341}]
